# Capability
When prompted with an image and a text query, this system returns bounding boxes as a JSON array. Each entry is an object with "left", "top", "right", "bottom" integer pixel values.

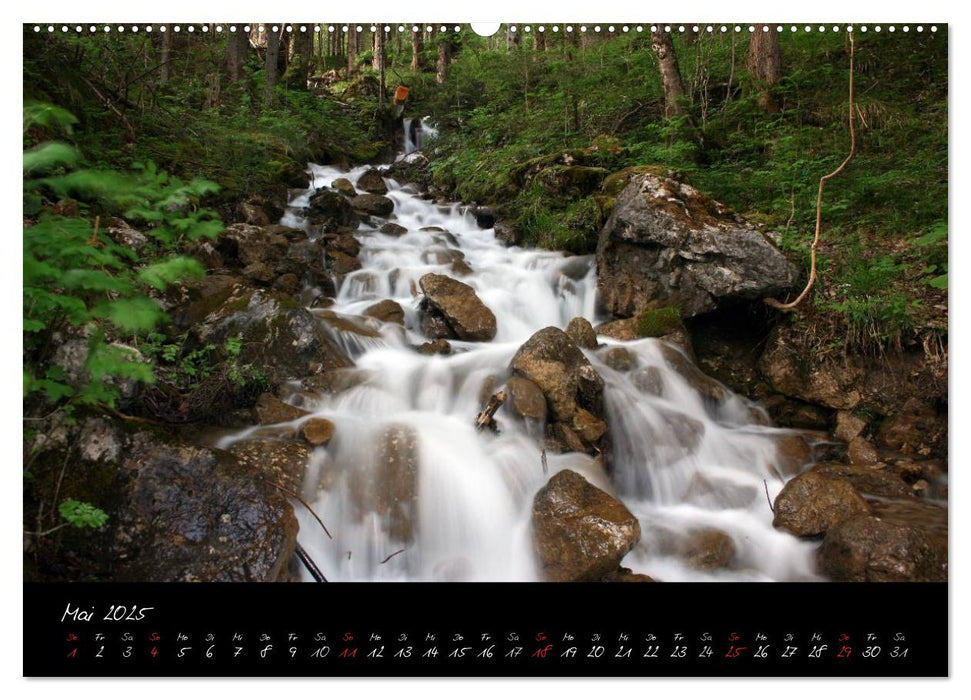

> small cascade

[
  {"left": 219, "top": 158, "right": 821, "bottom": 583},
  {"left": 402, "top": 117, "right": 438, "bottom": 154}
]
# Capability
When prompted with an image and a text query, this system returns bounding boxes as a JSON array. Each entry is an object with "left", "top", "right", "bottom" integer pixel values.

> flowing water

[{"left": 219, "top": 135, "right": 822, "bottom": 583}]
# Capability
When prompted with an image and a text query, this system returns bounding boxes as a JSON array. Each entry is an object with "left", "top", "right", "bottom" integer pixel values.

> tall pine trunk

[
  {"left": 535, "top": 29, "right": 546, "bottom": 51},
  {"left": 436, "top": 40, "right": 451, "bottom": 84},
  {"left": 411, "top": 28, "right": 424, "bottom": 70},
  {"left": 651, "top": 28, "right": 686, "bottom": 117},
  {"left": 749, "top": 25, "right": 782, "bottom": 113},
  {"left": 159, "top": 25, "right": 172, "bottom": 86},
  {"left": 263, "top": 25, "right": 282, "bottom": 107},
  {"left": 374, "top": 27, "right": 386, "bottom": 106},
  {"left": 226, "top": 27, "right": 249, "bottom": 83},
  {"left": 347, "top": 25, "right": 358, "bottom": 76}
]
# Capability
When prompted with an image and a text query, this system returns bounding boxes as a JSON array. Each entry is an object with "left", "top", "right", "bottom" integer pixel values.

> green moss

[{"left": 636, "top": 307, "right": 684, "bottom": 338}]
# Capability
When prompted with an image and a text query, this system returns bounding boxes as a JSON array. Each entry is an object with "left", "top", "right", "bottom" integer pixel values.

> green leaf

[
  {"left": 137, "top": 256, "right": 205, "bottom": 291},
  {"left": 23, "top": 142, "right": 80, "bottom": 174},
  {"left": 928, "top": 273, "right": 948, "bottom": 289},
  {"left": 96, "top": 297, "right": 165, "bottom": 332},
  {"left": 58, "top": 500, "right": 109, "bottom": 529}
]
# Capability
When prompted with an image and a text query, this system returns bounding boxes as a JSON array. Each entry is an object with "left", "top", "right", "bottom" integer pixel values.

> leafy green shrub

[
  {"left": 23, "top": 102, "right": 222, "bottom": 414},
  {"left": 58, "top": 500, "right": 109, "bottom": 529}
]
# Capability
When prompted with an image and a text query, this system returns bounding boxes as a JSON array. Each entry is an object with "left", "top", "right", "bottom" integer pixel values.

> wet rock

[
  {"left": 759, "top": 325, "right": 863, "bottom": 410},
  {"left": 511, "top": 327, "right": 604, "bottom": 423},
  {"left": 601, "top": 347, "right": 637, "bottom": 372},
  {"left": 772, "top": 433, "right": 814, "bottom": 477},
  {"left": 242, "top": 262, "right": 276, "bottom": 285},
  {"left": 183, "top": 279, "right": 352, "bottom": 387},
  {"left": 330, "top": 177, "right": 356, "bottom": 197},
  {"left": 192, "top": 241, "right": 223, "bottom": 271},
  {"left": 505, "top": 376, "right": 548, "bottom": 421},
  {"left": 364, "top": 299, "right": 405, "bottom": 325},
  {"left": 682, "top": 528, "right": 736, "bottom": 569},
  {"left": 301, "top": 369, "right": 369, "bottom": 395},
  {"left": 819, "top": 502, "right": 947, "bottom": 582},
  {"left": 848, "top": 436, "right": 879, "bottom": 465},
  {"left": 316, "top": 309, "right": 382, "bottom": 338},
  {"left": 350, "top": 193, "right": 395, "bottom": 217},
  {"left": 415, "top": 339, "right": 452, "bottom": 355},
  {"left": 325, "top": 249, "right": 361, "bottom": 275},
  {"left": 596, "top": 172, "right": 797, "bottom": 318},
  {"left": 470, "top": 205, "right": 497, "bottom": 229},
  {"left": 271, "top": 272, "right": 301, "bottom": 295},
  {"left": 380, "top": 222, "right": 408, "bottom": 236},
  {"left": 451, "top": 259, "right": 474, "bottom": 276},
  {"left": 354, "top": 424, "right": 419, "bottom": 542},
  {"left": 256, "top": 394, "right": 310, "bottom": 425},
  {"left": 834, "top": 411, "right": 867, "bottom": 443},
  {"left": 877, "top": 398, "right": 943, "bottom": 457},
  {"left": 299, "top": 417, "right": 336, "bottom": 446},
  {"left": 419, "top": 273, "right": 497, "bottom": 342},
  {"left": 494, "top": 219, "right": 520, "bottom": 247},
  {"left": 356, "top": 168, "right": 388, "bottom": 195},
  {"left": 227, "top": 438, "right": 312, "bottom": 487},
  {"left": 631, "top": 366, "right": 664, "bottom": 395},
  {"left": 811, "top": 462, "right": 916, "bottom": 500},
  {"left": 602, "top": 567, "right": 656, "bottom": 582},
  {"left": 308, "top": 189, "right": 358, "bottom": 229},
  {"left": 113, "top": 433, "right": 297, "bottom": 582},
  {"left": 772, "top": 471, "right": 869, "bottom": 537},
  {"left": 566, "top": 317, "right": 598, "bottom": 350},
  {"left": 659, "top": 344, "right": 725, "bottom": 403},
  {"left": 239, "top": 200, "right": 270, "bottom": 226},
  {"left": 596, "top": 317, "right": 641, "bottom": 341},
  {"left": 531, "top": 469, "right": 641, "bottom": 582},
  {"left": 330, "top": 233, "right": 361, "bottom": 258}
]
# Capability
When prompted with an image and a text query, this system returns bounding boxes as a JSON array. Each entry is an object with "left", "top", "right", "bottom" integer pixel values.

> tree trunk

[
  {"left": 347, "top": 25, "right": 358, "bottom": 76},
  {"left": 263, "top": 25, "right": 282, "bottom": 107},
  {"left": 749, "top": 24, "right": 782, "bottom": 113},
  {"left": 436, "top": 40, "right": 451, "bottom": 84},
  {"left": 226, "top": 28, "right": 249, "bottom": 83},
  {"left": 535, "top": 29, "right": 546, "bottom": 51},
  {"left": 374, "top": 27, "right": 386, "bottom": 106},
  {"left": 159, "top": 25, "right": 172, "bottom": 86},
  {"left": 411, "top": 28, "right": 424, "bottom": 70},
  {"left": 651, "top": 28, "right": 686, "bottom": 118}
]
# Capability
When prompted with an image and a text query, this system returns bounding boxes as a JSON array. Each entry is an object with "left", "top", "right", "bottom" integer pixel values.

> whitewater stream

[{"left": 218, "top": 131, "right": 822, "bottom": 583}]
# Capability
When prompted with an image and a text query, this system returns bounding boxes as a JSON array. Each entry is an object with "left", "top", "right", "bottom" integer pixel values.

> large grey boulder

[{"left": 596, "top": 172, "right": 798, "bottom": 318}]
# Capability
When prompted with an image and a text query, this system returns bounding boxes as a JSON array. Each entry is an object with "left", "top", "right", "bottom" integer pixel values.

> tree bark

[
  {"left": 226, "top": 27, "right": 250, "bottom": 83},
  {"left": 263, "top": 25, "right": 282, "bottom": 107},
  {"left": 347, "top": 25, "right": 358, "bottom": 76},
  {"left": 749, "top": 24, "right": 782, "bottom": 113},
  {"left": 411, "top": 28, "right": 424, "bottom": 70},
  {"left": 374, "top": 27, "right": 386, "bottom": 106},
  {"left": 535, "top": 29, "right": 546, "bottom": 51},
  {"left": 159, "top": 25, "right": 172, "bottom": 86},
  {"left": 436, "top": 40, "right": 451, "bottom": 84},
  {"left": 651, "top": 28, "right": 686, "bottom": 118}
]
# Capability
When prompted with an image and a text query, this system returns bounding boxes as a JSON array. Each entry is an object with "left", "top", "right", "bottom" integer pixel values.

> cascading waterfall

[
  {"left": 402, "top": 117, "right": 438, "bottom": 154},
  {"left": 222, "top": 148, "right": 822, "bottom": 583}
]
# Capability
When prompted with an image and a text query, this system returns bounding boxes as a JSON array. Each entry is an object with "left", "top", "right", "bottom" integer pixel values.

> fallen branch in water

[
  {"left": 262, "top": 478, "right": 333, "bottom": 539},
  {"left": 763, "top": 479, "right": 775, "bottom": 513},
  {"left": 380, "top": 548, "right": 406, "bottom": 565},
  {"left": 295, "top": 542, "right": 328, "bottom": 582},
  {"left": 475, "top": 390, "right": 507, "bottom": 433}
]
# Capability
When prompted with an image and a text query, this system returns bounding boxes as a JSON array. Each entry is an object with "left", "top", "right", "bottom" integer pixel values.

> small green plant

[{"left": 58, "top": 499, "right": 109, "bottom": 529}]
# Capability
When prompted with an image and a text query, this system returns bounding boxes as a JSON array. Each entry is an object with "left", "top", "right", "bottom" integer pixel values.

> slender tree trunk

[
  {"left": 535, "top": 29, "right": 546, "bottom": 51},
  {"left": 296, "top": 28, "right": 313, "bottom": 87},
  {"left": 225, "top": 27, "right": 249, "bottom": 83},
  {"left": 159, "top": 25, "right": 172, "bottom": 86},
  {"left": 749, "top": 24, "right": 782, "bottom": 113},
  {"left": 436, "top": 40, "right": 451, "bottom": 84},
  {"left": 347, "top": 25, "right": 358, "bottom": 76},
  {"left": 411, "top": 28, "right": 424, "bottom": 70},
  {"left": 374, "top": 27, "right": 386, "bottom": 106},
  {"left": 263, "top": 25, "right": 282, "bottom": 107},
  {"left": 651, "top": 28, "right": 686, "bottom": 117}
]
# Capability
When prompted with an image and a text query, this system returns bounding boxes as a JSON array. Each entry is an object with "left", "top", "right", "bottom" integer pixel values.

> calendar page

[{"left": 22, "top": 17, "right": 949, "bottom": 678}]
